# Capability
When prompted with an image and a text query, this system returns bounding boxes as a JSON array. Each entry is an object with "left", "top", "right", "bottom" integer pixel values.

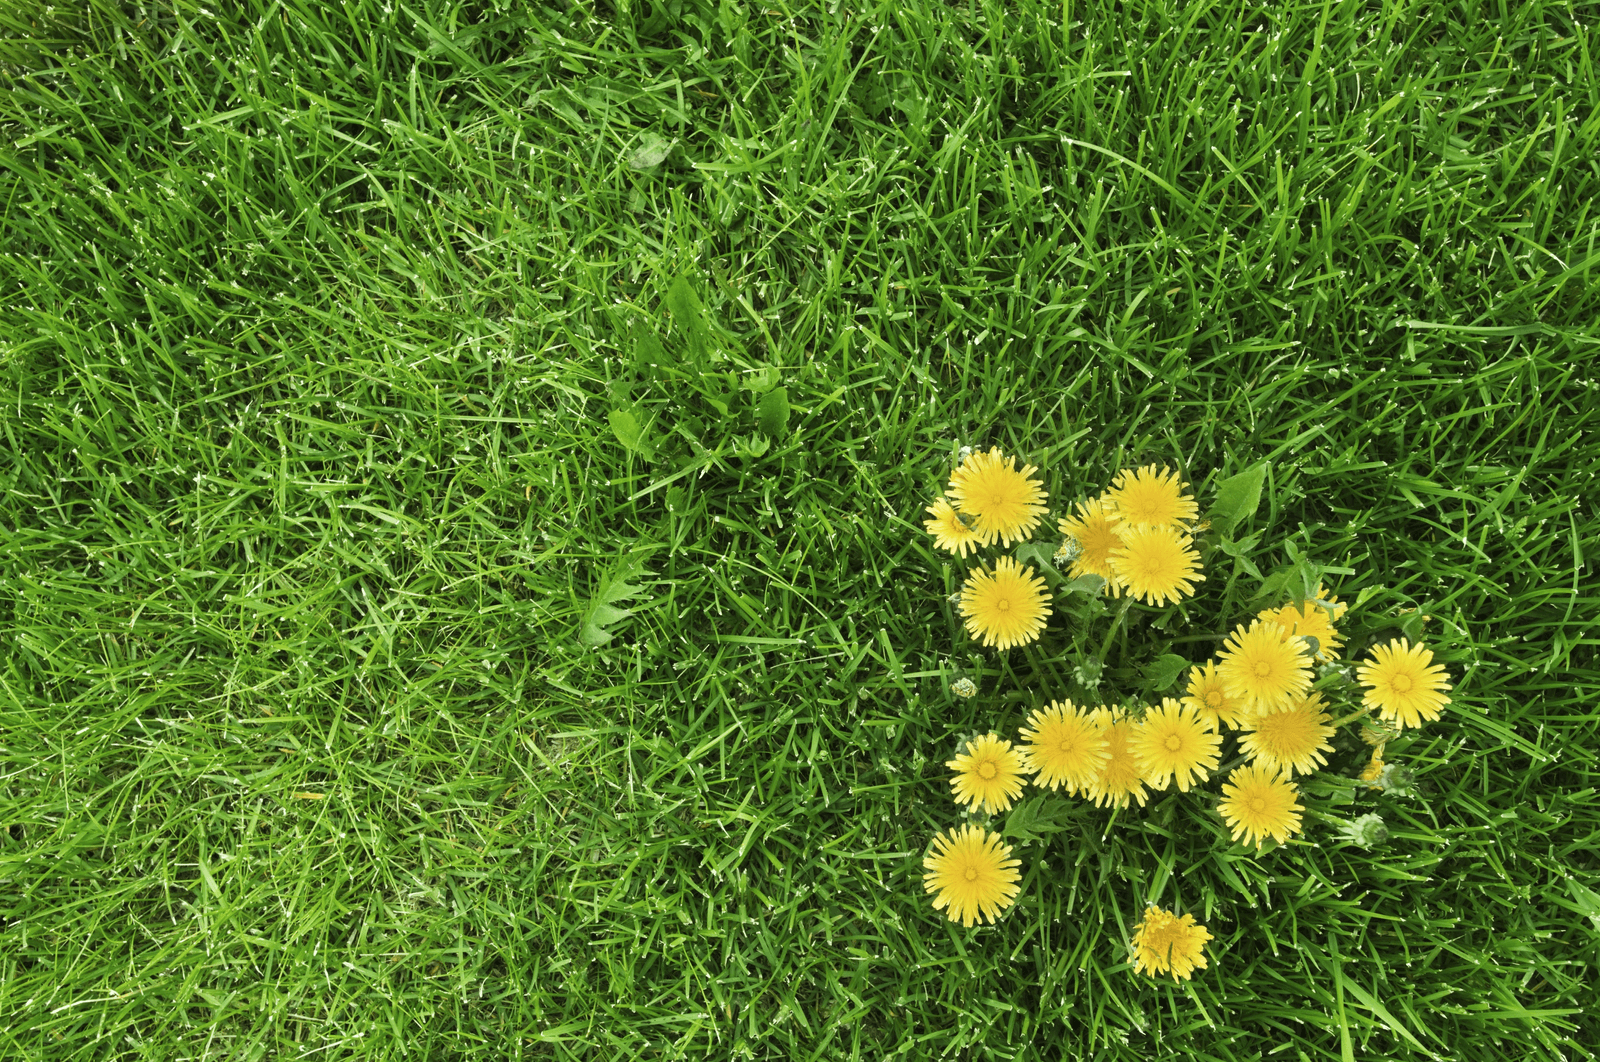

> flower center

[
  {"left": 1391, "top": 675, "right": 1413, "bottom": 693},
  {"left": 1206, "top": 691, "right": 1223, "bottom": 708},
  {"left": 1254, "top": 661, "right": 1273, "bottom": 677},
  {"left": 978, "top": 762, "right": 998, "bottom": 780},
  {"left": 1249, "top": 796, "right": 1266, "bottom": 813},
  {"left": 995, "top": 598, "right": 1011, "bottom": 612},
  {"left": 964, "top": 867, "right": 979, "bottom": 882},
  {"left": 1164, "top": 735, "right": 1183, "bottom": 752}
]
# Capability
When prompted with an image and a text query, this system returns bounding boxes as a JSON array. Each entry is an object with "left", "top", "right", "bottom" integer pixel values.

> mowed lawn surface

[{"left": 3, "top": 0, "right": 1599, "bottom": 1059}]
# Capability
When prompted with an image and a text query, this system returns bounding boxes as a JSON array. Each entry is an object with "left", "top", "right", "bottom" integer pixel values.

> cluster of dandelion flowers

[
  {"left": 1237, "top": 693, "right": 1335, "bottom": 778},
  {"left": 1106, "top": 465, "right": 1197, "bottom": 531},
  {"left": 1019, "top": 700, "right": 1108, "bottom": 794},
  {"left": 923, "top": 497, "right": 983, "bottom": 558},
  {"left": 1107, "top": 526, "right": 1204, "bottom": 606},
  {"left": 1182, "top": 661, "right": 1246, "bottom": 731},
  {"left": 923, "top": 825, "right": 1022, "bottom": 928},
  {"left": 1216, "top": 619, "right": 1313, "bottom": 715},
  {"left": 1130, "top": 906, "right": 1211, "bottom": 981},
  {"left": 959, "top": 557, "right": 1051, "bottom": 651},
  {"left": 1218, "top": 764, "right": 1305, "bottom": 849},
  {"left": 944, "top": 448, "right": 1048, "bottom": 547},
  {"left": 1259, "top": 589, "right": 1348, "bottom": 663},
  {"left": 947, "top": 733, "right": 1029, "bottom": 814},
  {"left": 1084, "top": 708, "right": 1149, "bottom": 809},
  {"left": 1130, "top": 699, "right": 1221, "bottom": 793},
  {"left": 1356, "top": 637, "right": 1452, "bottom": 730},
  {"left": 1055, "top": 495, "right": 1126, "bottom": 595}
]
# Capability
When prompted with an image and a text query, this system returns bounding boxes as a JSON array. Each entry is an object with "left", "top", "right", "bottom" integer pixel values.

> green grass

[{"left": 2, "top": 0, "right": 1598, "bottom": 1058}]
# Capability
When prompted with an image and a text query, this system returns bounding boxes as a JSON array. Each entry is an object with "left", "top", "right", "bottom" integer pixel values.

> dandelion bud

[{"left": 1337, "top": 813, "right": 1389, "bottom": 849}]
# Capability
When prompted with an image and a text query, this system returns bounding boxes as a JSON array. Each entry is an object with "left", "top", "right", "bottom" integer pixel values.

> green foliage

[
  {"left": 1209, "top": 461, "right": 1268, "bottom": 535},
  {"left": 1001, "top": 794, "right": 1084, "bottom": 844},
  {"left": 578, "top": 552, "right": 655, "bottom": 647}
]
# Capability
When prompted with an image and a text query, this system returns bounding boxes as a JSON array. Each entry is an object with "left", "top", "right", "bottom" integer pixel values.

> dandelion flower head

[
  {"left": 1130, "top": 906, "right": 1211, "bottom": 981},
  {"left": 1130, "top": 698, "right": 1222, "bottom": 793},
  {"left": 1107, "top": 526, "right": 1204, "bottom": 606},
  {"left": 1181, "top": 660, "right": 1245, "bottom": 731},
  {"left": 1259, "top": 586, "right": 1347, "bottom": 663},
  {"left": 923, "top": 825, "right": 1022, "bottom": 928},
  {"left": 1106, "top": 465, "right": 1198, "bottom": 531},
  {"left": 958, "top": 557, "right": 1052, "bottom": 651},
  {"left": 1084, "top": 707, "right": 1149, "bottom": 809},
  {"left": 1356, "top": 637, "right": 1452, "bottom": 730},
  {"left": 945, "top": 448, "right": 1048, "bottom": 547},
  {"left": 923, "top": 497, "right": 983, "bottom": 558},
  {"left": 1216, "top": 618, "right": 1314, "bottom": 717},
  {"left": 1056, "top": 494, "right": 1126, "bottom": 597},
  {"left": 1237, "top": 692, "right": 1335, "bottom": 778},
  {"left": 1218, "top": 764, "right": 1305, "bottom": 849},
  {"left": 946, "top": 733, "right": 1029, "bottom": 814},
  {"left": 1019, "top": 700, "right": 1109, "bottom": 794}
]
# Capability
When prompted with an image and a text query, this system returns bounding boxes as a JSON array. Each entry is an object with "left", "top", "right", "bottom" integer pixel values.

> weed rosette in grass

[{"left": 913, "top": 451, "right": 1456, "bottom": 982}]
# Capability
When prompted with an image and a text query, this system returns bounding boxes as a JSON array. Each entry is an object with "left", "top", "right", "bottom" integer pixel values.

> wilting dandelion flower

[
  {"left": 923, "top": 497, "right": 983, "bottom": 557},
  {"left": 1107, "top": 526, "right": 1204, "bottom": 606},
  {"left": 1218, "top": 764, "right": 1305, "bottom": 849},
  {"left": 923, "top": 825, "right": 1022, "bottom": 927},
  {"left": 1355, "top": 637, "right": 1452, "bottom": 730},
  {"left": 945, "top": 448, "right": 1048, "bottom": 546},
  {"left": 1216, "top": 619, "right": 1314, "bottom": 716},
  {"left": 1129, "top": 699, "right": 1222, "bottom": 793},
  {"left": 958, "top": 557, "right": 1051, "bottom": 651},
  {"left": 1237, "top": 692, "right": 1335, "bottom": 778},
  {"left": 1056, "top": 495, "right": 1126, "bottom": 595},
  {"left": 1019, "top": 700, "right": 1108, "bottom": 794},
  {"left": 1105, "top": 465, "right": 1198, "bottom": 531},
  {"left": 946, "top": 733, "right": 1029, "bottom": 813},
  {"left": 1130, "top": 906, "right": 1211, "bottom": 981}
]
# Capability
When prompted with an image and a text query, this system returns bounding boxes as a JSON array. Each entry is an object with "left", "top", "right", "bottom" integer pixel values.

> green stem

[
  {"left": 1328, "top": 705, "right": 1374, "bottom": 730},
  {"left": 1096, "top": 595, "right": 1136, "bottom": 666}
]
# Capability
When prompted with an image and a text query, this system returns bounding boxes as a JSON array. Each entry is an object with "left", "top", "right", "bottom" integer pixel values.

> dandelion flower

[
  {"left": 923, "top": 497, "right": 983, "bottom": 557},
  {"left": 1356, "top": 637, "right": 1452, "bottom": 730},
  {"left": 1218, "top": 764, "right": 1304, "bottom": 849},
  {"left": 1216, "top": 619, "right": 1314, "bottom": 716},
  {"left": 1056, "top": 495, "right": 1126, "bottom": 596},
  {"left": 946, "top": 733, "right": 1029, "bottom": 813},
  {"left": 1019, "top": 700, "right": 1109, "bottom": 794},
  {"left": 1130, "top": 906, "right": 1211, "bottom": 981},
  {"left": 1107, "top": 526, "right": 1204, "bottom": 606},
  {"left": 1084, "top": 708, "right": 1149, "bottom": 809},
  {"left": 923, "top": 825, "right": 1022, "bottom": 928},
  {"left": 945, "top": 448, "right": 1048, "bottom": 546},
  {"left": 1106, "top": 465, "right": 1198, "bottom": 531},
  {"left": 1181, "top": 661, "right": 1246, "bottom": 731},
  {"left": 1129, "top": 699, "right": 1222, "bottom": 793},
  {"left": 1358, "top": 749, "right": 1386, "bottom": 784},
  {"left": 959, "top": 557, "right": 1051, "bottom": 651},
  {"left": 1237, "top": 692, "right": 1335, "bottom": 778},
  {"left": 1259, "top": 586, "right": 1347, "bottom": 662}
]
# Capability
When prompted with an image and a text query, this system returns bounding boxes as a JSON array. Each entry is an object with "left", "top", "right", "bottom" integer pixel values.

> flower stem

[
  {"left": 1097, "top": 595, "right": 1136, "bottom": 666},
  {"left": 1328, "top": 705, "right": 1374, "bottom": 729}
]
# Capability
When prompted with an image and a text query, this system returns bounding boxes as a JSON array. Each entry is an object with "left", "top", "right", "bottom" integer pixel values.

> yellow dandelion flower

[
  {"left": 1019, "top": 700, "right": 1109, "bottom": 794},
  {"left": 923, "top": 825, "right": 1022, "bottom": 928},
  {"left": 1084, "top": 708, "right": 1149, "bottom": 809},
  {"left": 923, "top": 497, "right": 983, "bottom": 557},
  {"left": 1129, "top": 698, "right": 1222, "bottom": 793},
  {"left": 1130, "top": 906, "right": 1211, "bottom": 981},
  {"left": 1237, "top": 692, "right": 1335, "bottom": 778},
  {"left": 1258, "top": 585, "right": 1347, "bottom": 662},
  {"left": 1359, "top": 748, "right": 1386, "bottom": 784},
  {"left": 946, "top": 733, "right": 1029, "bottom": 813},
  {"left": 1181, "top": 661, "right": 1246, "bottom": 731},
  {"left": 1356, "top": 637, "right": 1452, "bottom": 730},
  {"left": 958, "top": 557, "right": 1051, "bottom": 651},
  {"left": 1216, "top": 619, "right": 1314, "bottom": 716},
  {"left": 1218, "top": 764, "right": 1305, "bottom": 849},
  {"left": 945, "top": 448, "right": 1048, "bottom": 547},
  {"left": 1055, "top": 494, "right": 1126, "bottom": 596},
  {"left": 1105, "top": 465, "right": 1198, "bottom": 531},
  {"left": 1107, "top": 526, "right": 1204, "bottom": 606}
]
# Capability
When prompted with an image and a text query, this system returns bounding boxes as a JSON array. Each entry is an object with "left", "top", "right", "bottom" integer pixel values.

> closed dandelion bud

[
  {"left": 1377, "top": 763, "right": 1418, "bottom": 797},
  {"left": 1337, "top": 812, "right": 1389, "bottom": 849},
  {"left": 951, "top": 677, "right": 978, "bottom": 699}
]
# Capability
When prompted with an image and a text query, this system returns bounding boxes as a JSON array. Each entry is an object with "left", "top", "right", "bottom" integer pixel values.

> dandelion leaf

[
  {"left": 1210, "top": 461, "right": 1267, "bottom": 534},
  {"left": 1002, "top": 794, "right": 1083, "bottom": 843},
  {"left": 579, "top": 552, "right": 654, "bottom": 647},
  {"left": 666, "top": 276, "right": 710, "bottom": 364},
  {"left": 756, "top": 386, "right": 789, "bottom": 437},
  {"left": 1143, "top": 653, "right": 1190, "bottom": 692}
]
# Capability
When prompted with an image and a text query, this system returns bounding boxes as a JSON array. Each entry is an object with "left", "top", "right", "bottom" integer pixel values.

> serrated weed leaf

[{"left": 580, "top": 552, "right": 655, "bottom": 647}]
